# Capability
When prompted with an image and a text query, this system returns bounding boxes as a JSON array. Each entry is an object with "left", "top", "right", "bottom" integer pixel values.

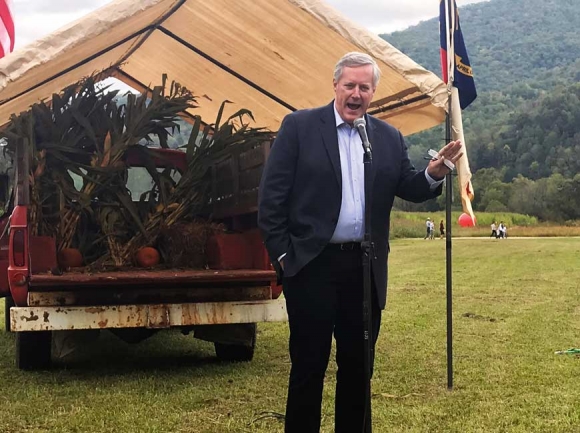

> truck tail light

[{"left": 12, "top": 229, "right": 25, "bottom": 267}]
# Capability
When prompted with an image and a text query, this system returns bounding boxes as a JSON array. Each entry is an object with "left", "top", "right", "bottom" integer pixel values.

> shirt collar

[{"left": 333, "top": 103, "right": 349, "bottom": 129}]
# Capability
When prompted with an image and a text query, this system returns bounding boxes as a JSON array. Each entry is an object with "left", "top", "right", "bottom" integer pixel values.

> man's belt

[{"left": 326, "top": 242, "right": 362, "bottom": 251}]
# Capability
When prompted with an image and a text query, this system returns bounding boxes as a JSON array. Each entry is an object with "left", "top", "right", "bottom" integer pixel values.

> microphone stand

[{"left": 361, "top": 140, "right": 374, "bottom": 433}]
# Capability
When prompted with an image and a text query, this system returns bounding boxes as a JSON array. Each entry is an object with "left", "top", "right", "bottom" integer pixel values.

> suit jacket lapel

[
  {"left": 320, "top": 102, "right": 341, "bottom": 188},
  {"left": 366, "top": 114, "right": 380, "bottom": 184}
]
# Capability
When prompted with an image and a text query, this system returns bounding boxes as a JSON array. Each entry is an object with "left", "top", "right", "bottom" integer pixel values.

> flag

[
  {"left": 439, "top": 0, "right": 476, "bottom": 109},
  {"left": 439, "top": 0, "right": 476, "bottom": 221},
  {"left": 0, "top": 0, "right": 15, "bottom": 59}
]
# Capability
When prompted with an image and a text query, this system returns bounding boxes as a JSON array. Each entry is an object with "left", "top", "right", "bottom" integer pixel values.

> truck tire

[
  {"left": 214, "top": 323, "right": 256, "bottom": 362},
  {"left": 4, "top": 296, "right": 14, "bottom": 332},
  {"left": 16, "top": 331, "right": 52, "bottom": 370}
]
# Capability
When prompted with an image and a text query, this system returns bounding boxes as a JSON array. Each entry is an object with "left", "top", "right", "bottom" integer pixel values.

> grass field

[
  {"left": 390, "top": 211, "right": 580, "bottom": 239},
  {"left": 1, "top": 238, "right": 580, "bottom": 432}
]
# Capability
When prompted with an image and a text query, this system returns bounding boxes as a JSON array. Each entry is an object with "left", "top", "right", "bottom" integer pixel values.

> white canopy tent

[{"left": 0, "top": 0, "right": 447, "bottom": 135}]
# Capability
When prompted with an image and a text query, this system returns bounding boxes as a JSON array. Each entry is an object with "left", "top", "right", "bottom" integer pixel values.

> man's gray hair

[{"left": 334, "top": 52, "right": 381, "bottom": 88}]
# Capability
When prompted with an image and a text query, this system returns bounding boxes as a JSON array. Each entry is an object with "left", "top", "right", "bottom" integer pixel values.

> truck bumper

[{"left": 10, "top": 299, "right": 287, "bottom": 331}]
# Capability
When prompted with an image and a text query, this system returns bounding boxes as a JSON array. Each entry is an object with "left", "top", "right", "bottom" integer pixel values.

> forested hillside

[
  {"left": 385, "top": 0, "right": 580, "bottom": 93},
  {"left": 383, "top": 0, "right": 580, "bottom": 221}
]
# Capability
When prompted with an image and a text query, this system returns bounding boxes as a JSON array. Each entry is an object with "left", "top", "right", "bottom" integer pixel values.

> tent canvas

[{"left": 0, "top": 0, "right": 447, "bottom": 135}]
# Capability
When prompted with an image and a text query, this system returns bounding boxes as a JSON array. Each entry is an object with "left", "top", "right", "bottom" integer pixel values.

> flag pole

[
  {"left": 445, "top": 112, "right": 453, "bottom": 392},
  {"left": 441, "top": 0, "right": 477, "bottom": 388},
  {"left": 444, "top": 0, "right": 454, "bottom": 391}
]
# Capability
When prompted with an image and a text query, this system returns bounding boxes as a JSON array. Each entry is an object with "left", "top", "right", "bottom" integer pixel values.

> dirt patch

[{"left": 462, "top": 312, "right": 503, "bottom": 322}]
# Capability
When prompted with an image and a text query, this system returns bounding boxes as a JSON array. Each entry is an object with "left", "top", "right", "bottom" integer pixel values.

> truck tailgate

[{"left": 29, "top": 269, "right": 276, "bottom": 289}]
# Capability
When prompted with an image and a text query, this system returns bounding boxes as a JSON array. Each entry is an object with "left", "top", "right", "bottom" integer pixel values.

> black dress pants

[{"left": 282, "top": 245, "right": 382, "bottom": 433}]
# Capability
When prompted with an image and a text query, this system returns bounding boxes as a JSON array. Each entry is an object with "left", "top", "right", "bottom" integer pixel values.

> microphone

[{"left": 354, "top": 117, "right": 372, "bottom": 159}]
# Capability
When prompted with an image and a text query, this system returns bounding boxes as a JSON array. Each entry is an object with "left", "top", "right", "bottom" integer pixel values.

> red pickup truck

[{"left": 0, "top": 138, "right": 285, "bottom": 370}]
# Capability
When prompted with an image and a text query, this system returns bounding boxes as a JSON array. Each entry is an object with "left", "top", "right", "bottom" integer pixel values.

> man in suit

[{"left": 258, "top": 52, "right": 462, "bottom": 433}]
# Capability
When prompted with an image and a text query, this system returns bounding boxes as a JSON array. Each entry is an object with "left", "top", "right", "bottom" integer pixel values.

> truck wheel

[
  {"left": 4, "top": 296, "right": 14, "bottom": 332},
  {"left": 16, "top": 331, "right": 52, "bottom": 370},
  {"left": 214, "top": 323, "right": 256, "bottom": 362}
]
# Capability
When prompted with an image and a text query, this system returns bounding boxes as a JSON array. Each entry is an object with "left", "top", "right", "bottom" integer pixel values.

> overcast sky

[{"left": 10, "top": 0, "right": 489, "bottom": 49}]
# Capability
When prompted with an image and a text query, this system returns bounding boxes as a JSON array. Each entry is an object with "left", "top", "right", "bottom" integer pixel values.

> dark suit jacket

[{"left": 258, "top": 101, "right": 442, "bottom": 309}]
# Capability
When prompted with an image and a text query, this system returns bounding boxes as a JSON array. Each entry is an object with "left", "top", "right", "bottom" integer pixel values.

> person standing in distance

[
  {"left": 424, "top": 217, "right": 432, "bottom": 239},
  {"left": 490, "top": 221, "right": 497, "bottom": 238},
  {"left": 258, "top": 52, "right": 463, "bottom": 433}
]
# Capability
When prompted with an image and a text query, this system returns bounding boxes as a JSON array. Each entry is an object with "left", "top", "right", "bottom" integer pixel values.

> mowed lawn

[{"left": 0, "top": 238, "right": 579, "bottom": 432}]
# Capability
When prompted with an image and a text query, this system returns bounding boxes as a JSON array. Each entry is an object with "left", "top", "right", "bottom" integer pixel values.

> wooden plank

[
  {"left": 15, "top": 138, "right": 29, "bottom": 206},
  {"left": 206, "top": 140, "right": 272, "bottom": 218},
  {"left": 239, "top": 147, "right": 265, "bottom": 171},
  {"left": 239, "top": 166, "right": 262, "bottom": 191}
]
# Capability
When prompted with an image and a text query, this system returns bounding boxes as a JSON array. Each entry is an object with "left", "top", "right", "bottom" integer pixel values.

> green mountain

[
  {"left": 382, "top": 0, "right": 580, "bottom": 220},
  {"left": 385, "top": 0, "right": 580, "bottom": 93}
]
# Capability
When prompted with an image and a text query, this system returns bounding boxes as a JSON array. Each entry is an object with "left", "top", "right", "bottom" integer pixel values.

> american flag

[{"left": 0, "top": 0, "right": 15, "bottom": 59}]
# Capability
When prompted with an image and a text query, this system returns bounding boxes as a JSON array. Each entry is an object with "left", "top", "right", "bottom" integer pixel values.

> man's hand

[{"left": 426, "top": 140, "right": 464, "bottom": 181}]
